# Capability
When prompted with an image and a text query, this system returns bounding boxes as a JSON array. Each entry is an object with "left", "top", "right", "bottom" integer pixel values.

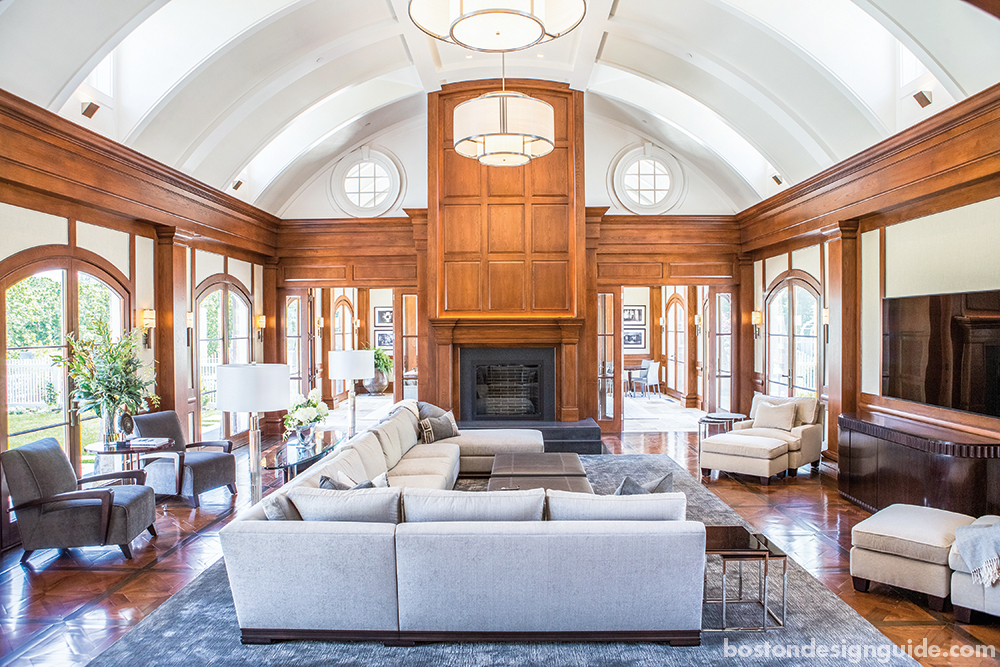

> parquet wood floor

[{"left": 0, "top": 432, "right": 997, "bottom": 666}]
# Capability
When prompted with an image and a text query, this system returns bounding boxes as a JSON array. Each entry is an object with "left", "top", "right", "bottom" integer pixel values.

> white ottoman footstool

[
  {"left": 700, "top": 433, "right": 789, "bottom": 486},
  {"left": 949, "top": 515, "right": 1000, "bottom": 623},
  {"left": 850, "top": 504, "right": 975, "bottom": 611}
]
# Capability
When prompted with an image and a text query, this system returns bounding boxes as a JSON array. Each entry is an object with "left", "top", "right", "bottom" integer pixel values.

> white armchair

[{"left": 731, "top": 394, "right": 823, "bottom": 474}]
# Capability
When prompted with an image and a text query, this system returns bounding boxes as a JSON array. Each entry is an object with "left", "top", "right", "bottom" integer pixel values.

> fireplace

[{"left": 459, "top": 348, "right": 556, "bottom": 422}]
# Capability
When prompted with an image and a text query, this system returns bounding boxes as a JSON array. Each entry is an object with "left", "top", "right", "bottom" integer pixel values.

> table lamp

[
  {"left": 216, "top": 363, "right": 290, "bottom": 504},
  {"left": 329, "top": 350, "right": 375, "bottom": 436}
]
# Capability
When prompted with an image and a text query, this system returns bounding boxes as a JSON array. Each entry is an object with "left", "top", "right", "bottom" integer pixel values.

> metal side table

[{"left": 704, "top": 525, "right": 788, "bottom": 632}]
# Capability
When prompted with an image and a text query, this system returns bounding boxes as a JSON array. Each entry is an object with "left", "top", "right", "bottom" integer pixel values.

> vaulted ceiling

[{"left": 1, "top": 0, "right": 999, "bottom": 218}]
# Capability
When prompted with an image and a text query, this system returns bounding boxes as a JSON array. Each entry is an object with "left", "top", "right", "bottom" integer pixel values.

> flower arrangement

[{"left": 283, "top": 387, "right": 329, "bottom": 440}]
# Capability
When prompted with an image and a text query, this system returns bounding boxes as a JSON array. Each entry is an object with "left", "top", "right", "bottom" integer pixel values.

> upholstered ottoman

[
  {"left": 949, "top": 515, "right": 1000, "bottom": 623},
  {"left": 700, "top": 433, "right": 789, "bottom": 485},
  {"left": 851, "top": 504, "right": 975, "bottom": 611}
]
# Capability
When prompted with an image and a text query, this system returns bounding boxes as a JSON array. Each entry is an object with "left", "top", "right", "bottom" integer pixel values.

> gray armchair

[
  {"left": 132, "top": 411, "right": 237, "bottom": 508},
  {"left": 0, "top": 438, "right": 156, "bottom": 563}
]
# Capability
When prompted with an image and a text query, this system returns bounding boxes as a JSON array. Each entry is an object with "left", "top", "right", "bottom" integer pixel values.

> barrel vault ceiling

[{"left": 1, "top": 0, "right": 999, "bottom": 217}]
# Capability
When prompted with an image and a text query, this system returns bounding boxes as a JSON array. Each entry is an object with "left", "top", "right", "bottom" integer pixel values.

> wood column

[
  {"left": 407, "top": 209, "right": 430, "bottom": 402},
  {"left": 581, "top": 208, "right": 605, "bottom": 422},
  {"left": 685, "top": 285, "right": 700, "bottom": 409},
  {"left": 825, "top": 220, "right": 861, "bottom": 461},
  {"left": 261, "top": 259, "right": 281, "bottom": 435},
  {"left": 737, "top": 255, "right": 755, "bottom": 415},
  {"left": 320, "top": 289, "right": 333, "bottom": 405},
  {"left": 650, "top": 286, "right": 663, "bottom": 393},
  {"left": 154, "top": 227, "right": 192, "bottom": 440}
]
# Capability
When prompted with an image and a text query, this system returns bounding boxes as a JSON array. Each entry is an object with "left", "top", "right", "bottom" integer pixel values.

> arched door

[
  {"left": 196, "top": 281, "right": 252, "bottom": 440},
  {"left": 766, "top": 278, "right": 821, "bottom": 398},
  {"left": 664, "top": 294, "right": 686, "bottom": 396}
]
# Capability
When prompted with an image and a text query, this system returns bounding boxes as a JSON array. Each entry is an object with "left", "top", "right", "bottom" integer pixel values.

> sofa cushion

[
  {"left": 730, "top": 427, "right": 802, "bottom": 451},
  {"left": 546, "top": 490, "right": 687, "bottom": 521},
  {"left": 438, "top": 429, "right": 544, "bottom": 457},
  {"left": 750, "top": 393, "right": 818, "bottom": 426},
  {"left": 701, "top": 433, "right": 788, "bottom": 459},
  {"left": 369, "top": 421, "right": 404, "bottom": 469},
  {"left": 402, "top": 488, "right": 545, "bottom": 522},
  {"left": 950, "top": 515, "right": 1000, "bottom": 573},
  {"left": 386, "top": 474, "right": 452, "bottom": 490},
  {"left": 404, "top": 443, "right": 461, "bottom": 461},
  {"left": 852, "top": 504, "right": 975, "bottom": 565},
  {"left": 261, "top": 493, "right": 302, "bottom": 521},
  {"left": 419, "top": 411, "right": 459, "bottom": 443},
  {"left": 390, "top": 408, "right": 420, "bottom": 455},
  {"left": 752, "top": 401, "right": 797, "bottom": 431},
  {"left": 389, "top": 456, "right": 456, "bottom": 479},
  {"left": 342, "top": 432, "right": 389, "bottom": 480},
  {"left": 313, "top": 447, "right": 369, "bottom": 488},
  {"left": 286, "top": 487, "right": 402, "bottom": 523}
]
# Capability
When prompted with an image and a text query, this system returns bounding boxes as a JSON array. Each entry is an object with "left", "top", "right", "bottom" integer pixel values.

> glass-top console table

[{"left": 262, "top": 428, "right": 346, "bottom": 483}]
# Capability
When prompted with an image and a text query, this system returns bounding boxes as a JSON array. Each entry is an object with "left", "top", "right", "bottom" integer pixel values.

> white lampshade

[
  {"left": 216, "top": 364, "right": 290, "bottom": 413},
  {"left": 408, "top": 0, "right": 586, "bottom": 52},
  {"left": 329, "top": 350, "right": 376, "bottom": 381},
  {"left": 454, "top": 91, "right": 554, "bottom": 166}
]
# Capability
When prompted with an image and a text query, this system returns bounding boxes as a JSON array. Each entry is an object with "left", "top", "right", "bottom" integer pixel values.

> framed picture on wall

[
  {"left": 623, "top": 328, "right": 646, "bottom": 349},
  {"left": 374, "top": 307, "right": 393, "bottom": 326},
  {"left": 375, "top": 330, "right": 395, "bottom": 350},
  {"left": 622, "top": 305, "right": 646, "bottom": 326}
]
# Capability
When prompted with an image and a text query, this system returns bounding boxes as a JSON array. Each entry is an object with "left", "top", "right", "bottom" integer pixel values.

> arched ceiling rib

[{"left": 0, "top": 0, "right": 997, "bottom": 217}]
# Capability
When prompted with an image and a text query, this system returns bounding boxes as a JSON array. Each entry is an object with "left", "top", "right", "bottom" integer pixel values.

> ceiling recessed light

[
  {"left": 465, "top": 54, "right": 473, "bottom": 59},
  {"left": 81, "top": 102, "right": 100, "bottom": 118},
  {"left": 232, "top": 180, "right": 244, "bottom": 191},
  {"left": 537, "top": 53, "right": 544, "bottom": 58},
  {"left": 772, "top": 174, "right": 783, "bottom": 185}
]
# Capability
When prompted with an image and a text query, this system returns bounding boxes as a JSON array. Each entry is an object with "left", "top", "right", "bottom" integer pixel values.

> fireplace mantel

[{"left": 429, "top": 318, "right": 584, "bottom": 422}]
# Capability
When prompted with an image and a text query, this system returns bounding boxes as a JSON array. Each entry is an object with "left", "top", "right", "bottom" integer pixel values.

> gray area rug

[{"left": 88, "top": 455, "right": 917, "bottom": 666}]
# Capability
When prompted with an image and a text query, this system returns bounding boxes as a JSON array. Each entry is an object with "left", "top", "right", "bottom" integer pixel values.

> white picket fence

[{"left": 7, "top": 358, "right": 63, "bottom": 408}]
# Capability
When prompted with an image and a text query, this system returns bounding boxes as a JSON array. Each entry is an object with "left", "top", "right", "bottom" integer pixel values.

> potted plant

[
  {"left": 55, "top": 321, "right": 159, "bottom": 444},
  {"left": 362, "top": 344, "right": 393, "bottom": 395},
  {"left": 284, "top": 387, "right": 329, "bottom": 443}
]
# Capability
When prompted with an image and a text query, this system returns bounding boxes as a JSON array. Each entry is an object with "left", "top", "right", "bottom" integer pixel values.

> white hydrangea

[
  {"left": 294, "top": 406, "right": 319, "bottom": 424},
  {"left": 308, "top": 387, "right": 323, "bottom": 402},
  {"left": 290, "top": 393, "right": 307, "bottom": 408},
  {"left": 317, "top": 401, "right": 329, "bottom": 416}
]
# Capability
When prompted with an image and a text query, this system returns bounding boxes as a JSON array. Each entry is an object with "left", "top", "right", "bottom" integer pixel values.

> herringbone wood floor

[{"left": 1, "top": 432, "right": 998, "bottom": 666}]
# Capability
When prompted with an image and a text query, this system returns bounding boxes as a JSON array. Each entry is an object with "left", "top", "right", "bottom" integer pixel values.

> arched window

[
  {"left": 331, "top": 295, "right": 355, "bottom": 398},
  {"left": 665, "top": 294, "right": 686, "bottom": 395},
  {"left": 765, "top": 273, "right": 821, "bottom": 398},
  {"left": 196, "top": 278, "right": 252, "bottom": 440}
]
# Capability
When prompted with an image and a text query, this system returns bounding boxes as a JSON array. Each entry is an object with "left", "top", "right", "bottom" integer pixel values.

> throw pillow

[
  {"left": 261, "top": 493, "right": 303, "bottom": 521},
  {"left": 336, "top": 469, "right": 358, "bottom": 487},
  {"left": 417, "top": 401, "right": 447, "bottom": 420},
  {"left": 546, "top": 490, "right": 687, "bottom": 521},
  {"left": 287, "top": 487, "right": 401, "bottom": 523},
  {"left": 319, "top": 475, "right": 374, "bottom": 491},
  {"left": 613, "top": 473, "right": 674, "bottom": 496},
  {"left": 752, "top": 401, "right": 797, "bottom": 431},
  {"left": 402, "top": 488, "right": 545, "bottom": 522},
  {"left": 372, "top": 471, "right": 390, "bottom": 488},
  {"left": 419, "top": 411, "right": 459, "bottom": 443}
]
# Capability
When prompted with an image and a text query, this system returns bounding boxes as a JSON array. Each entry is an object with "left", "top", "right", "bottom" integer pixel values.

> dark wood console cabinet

[{"left": 838, "top": 412, "right": 1000, "bottom": 516}]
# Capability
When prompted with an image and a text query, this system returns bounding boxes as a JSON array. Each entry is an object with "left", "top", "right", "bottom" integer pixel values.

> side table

[
  {"left": 703, "top": 525, "right": 787, "bottom": 632},
  {"left": 85, "top": 438, "right": 174, "bottom": 474},
  {"left": 697, "top": 412, "right": 746, "bottom": 473}
]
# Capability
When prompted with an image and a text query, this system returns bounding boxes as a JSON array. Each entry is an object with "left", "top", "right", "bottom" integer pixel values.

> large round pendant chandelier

[
  {"left": 454, "top": 88, "right": 554, "bottom": 166},
  {"left": 409, "top": 0, "right": 587, "bottom": 52}
]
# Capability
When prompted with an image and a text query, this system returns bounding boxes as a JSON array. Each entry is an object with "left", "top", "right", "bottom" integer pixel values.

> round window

[
  {"left": 330, "top": 148, "right": 404, "bottom": 217},
  {"left": 609, "top": 145, "right": 685, "bottom": 214}
]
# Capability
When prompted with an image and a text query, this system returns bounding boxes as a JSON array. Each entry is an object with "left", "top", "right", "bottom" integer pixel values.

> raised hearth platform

[{"left": 457, "top": 418, "right": 604, "bottom": 455}]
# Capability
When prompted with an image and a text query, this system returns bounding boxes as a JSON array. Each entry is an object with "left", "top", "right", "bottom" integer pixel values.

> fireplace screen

[{"left": 475, "top": 364, "right": 541, "bottom": 418}]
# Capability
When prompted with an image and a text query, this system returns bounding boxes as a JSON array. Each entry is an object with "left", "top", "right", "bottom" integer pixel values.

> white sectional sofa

[{"left": 219, "top": 406, "right": 707, "bottom": 646}]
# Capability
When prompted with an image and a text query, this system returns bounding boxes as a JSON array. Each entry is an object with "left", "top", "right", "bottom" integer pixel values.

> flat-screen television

[{"left": 882, "top": 290, "right": 1000, "bottom": 418}]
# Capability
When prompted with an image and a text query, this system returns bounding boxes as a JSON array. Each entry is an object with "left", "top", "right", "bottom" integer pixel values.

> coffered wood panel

[{"left": 429, "top": 80, "right": 584, "bottom": 319}]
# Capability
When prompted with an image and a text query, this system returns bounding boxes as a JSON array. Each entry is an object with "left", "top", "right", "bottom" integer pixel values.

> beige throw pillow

[
  {"left": 402, "top": 488, "right": 545, "bottom": 522},
  {"left": 752, "top": 401, "right": 797, "bottom": 431},
  {"left": 545, "top": 490, "right": 687, "bottom": 521}
]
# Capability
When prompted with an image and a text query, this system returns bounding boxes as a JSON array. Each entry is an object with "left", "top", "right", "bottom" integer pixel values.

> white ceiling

[{"left": 1, "top": 0, "right": 998, "bottom": 218}]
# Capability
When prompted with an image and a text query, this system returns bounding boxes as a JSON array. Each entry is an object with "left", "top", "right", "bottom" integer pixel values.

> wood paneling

[
  {"left": 488, "top": 261, "right": 526, "bottom": 310},
  {"left": 531, "top": 261, "right": 570, "bottom": 311},
  {"left": 488, "top": 206, "right": 525, "bottom": 253},
  {"left": 430, "top": 80, "right": 582, "bottom": 319},
  {"left": 531, "top": 205, "right": 570, "bottom": 253}
]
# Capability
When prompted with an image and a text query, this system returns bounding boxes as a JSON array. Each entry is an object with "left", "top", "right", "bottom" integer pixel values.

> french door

[{"left": 766, "top": 280, "right": 820, "bottom": 398}]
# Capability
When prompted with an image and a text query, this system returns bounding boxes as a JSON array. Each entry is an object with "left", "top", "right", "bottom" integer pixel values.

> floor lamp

[
  {"left": 216, "top": 363, "right": 290, "bottom": 505},
  {"left": 329, "top": 350, "right": 375, "bottom": 437}
]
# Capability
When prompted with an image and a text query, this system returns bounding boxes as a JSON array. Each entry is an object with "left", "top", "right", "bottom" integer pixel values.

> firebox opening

[{"left": 460, "top": 348, "right": 556, "bottom": 422}]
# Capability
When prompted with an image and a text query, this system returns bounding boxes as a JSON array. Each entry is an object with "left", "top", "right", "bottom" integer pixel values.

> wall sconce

[
  {"left": 186, "top": 311, "right": 194, "bottom": 347},
  {"left": 693, "top": 314, "right": 703, "bottom": 336},
  {"left": 751, "top": 310, "right": 763, "bottom": 339},
  {"left": 316, "top": 316, "right": 325, "bottom": 331},
  {"left": 256, "top": 314, "right": 267, "bottom": 341},
  {"left": 823, "top": 308, "right": 830, "bottom": 343},
  {"left": 822, "top": 308, "right": 830, "bottom": 326},
  {"left": 141, "top": 309, "right": 156, "bottom": 348}
]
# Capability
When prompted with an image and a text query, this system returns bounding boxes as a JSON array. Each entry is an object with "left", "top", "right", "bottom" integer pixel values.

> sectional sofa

[{"left": 219, "top": 401, "right": 707, "bottom": 646}]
